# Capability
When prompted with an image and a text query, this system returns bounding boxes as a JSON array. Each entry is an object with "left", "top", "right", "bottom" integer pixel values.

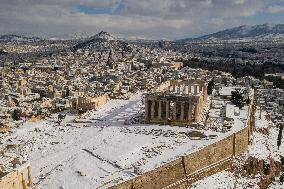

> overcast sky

[{"left": 0, "top": 0, "right": 283, "bottom": 39}]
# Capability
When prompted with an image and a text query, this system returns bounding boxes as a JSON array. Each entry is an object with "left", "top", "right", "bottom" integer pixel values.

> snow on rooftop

[{"left": 2, "top": 93, "right": 251, "bottom": 189}]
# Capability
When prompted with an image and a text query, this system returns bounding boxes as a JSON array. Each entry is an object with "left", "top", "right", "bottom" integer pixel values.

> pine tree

[
  {"left": 231, "top": 89, "right": 245, "bottom": 109},
  {"left": 277, "top": 124, "right": 283, "bottom": 150},
  {"left": 12, "top": 109, "right": 21, "bottom": 121},
  {"left": 207, "top": 79, "right": 214, "bottom": 95}
]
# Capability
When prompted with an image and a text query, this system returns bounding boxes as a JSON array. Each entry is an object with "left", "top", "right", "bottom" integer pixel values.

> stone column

[
  {"left": 180, "top": 85, "right": 183, "bottom": 94},
  {"left": 158, "top": 100, "right": 162, "bottom": 119},
  {"left": 166, "top": 101, "right": 170, "bottom": 120},
  {"left": 173, "top": 101, "right": 177, "bottom": 120},
  {"left": 188, "top": 84, "right": 191, "bottom": 93},
  {"left": 185, "top": 85, "right": 188, "bottom": 94},
  {"left": 180, "top": 102, "right": 185, "bottom": 121},
  {"left": 172, "top": 85, "right": 176, "bottom": 93},
  {"left": 194, "top": 103, "right": 198, "bottom": 121},
  {"left": 177, "top": 84, "right": 180, "bottom": 94},
  {"left": 151, "top": 100, "right": 155, "bottom": 119},
  {"left": 28, "top": 166, "right": 32, "bottom": 186},
  {"left": 145, "top": 99, "right": 149, "bottom": 120},
  {"left": 188, "top": 102, "right": 192, "bottom": 121},
  {"left": 182, "top": 85, "right": 186, "bottom": 94},
  {"left": 194, "top": 85, "right": 198, "bottom": 95}
]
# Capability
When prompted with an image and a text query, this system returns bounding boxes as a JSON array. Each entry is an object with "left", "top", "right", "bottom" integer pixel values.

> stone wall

[
  {"left": 109, "top": 126, "right": 251, "bottom": 189},
  {"left": 73, "top": 94, "right": 109, "bottom": 111},
  {"left": 0, "top": 163, "right": 32, "bottom": 189},
  {"left": 183, "top": 136, "right": 234, "bottom": 174},
  {"left": 234, "top": 127, "right": 249, "bottom": 156},
  {"left": 94, "top": 94, "right": 109, "bottom": 108}
]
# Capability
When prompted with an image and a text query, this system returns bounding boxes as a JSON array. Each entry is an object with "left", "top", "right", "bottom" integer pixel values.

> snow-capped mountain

[
  {"left": 199, "top": 24, "right": 284, "bottom": 40},
  {"left": 177, "top": 24, "right": 284, "bottom": 43}
]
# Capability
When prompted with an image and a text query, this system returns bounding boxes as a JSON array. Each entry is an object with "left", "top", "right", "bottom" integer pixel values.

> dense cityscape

[{"left": 0, "top": 1, "right": 283, "bottom": 188}]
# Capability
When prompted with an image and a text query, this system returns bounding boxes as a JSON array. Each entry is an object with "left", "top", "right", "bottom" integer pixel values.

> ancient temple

[{"left": 145, "top": 80, "right": 208, "bottom": 126}]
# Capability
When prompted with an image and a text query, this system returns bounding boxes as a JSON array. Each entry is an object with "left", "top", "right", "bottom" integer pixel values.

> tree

[
  {"left": 231, "top": 89, "right": 245, "bottom": 109},
  {"left": 57, "top": 114, "right": 66, "bottom": 125},
  {"left": 277, "top": 124, "right": 283, "bottom": 150},
  {"left": 12, "top": 109, "right": 21, "bottom": 121},
  {"left": 207, "top": 79, "right": 214, "bottom": 95}
]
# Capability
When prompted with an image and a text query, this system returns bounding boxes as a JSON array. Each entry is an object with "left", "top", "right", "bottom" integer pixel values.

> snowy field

[{"left": 2, "top": 93, "right": 248, "bottom": 189}]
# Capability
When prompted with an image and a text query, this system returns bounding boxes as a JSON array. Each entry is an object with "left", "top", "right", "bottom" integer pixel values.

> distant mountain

[
  {"left": 73, "top": 31, "right": 132, "bottom": 52},
  {"left": 178, "top": 24, "right": 284, "bottom": 43},
  {"left": 0, "top": 34, "right": 42, "bottom": 42},
  {"left": 91, "top": 31, "right": 116, "bottom": 41}
]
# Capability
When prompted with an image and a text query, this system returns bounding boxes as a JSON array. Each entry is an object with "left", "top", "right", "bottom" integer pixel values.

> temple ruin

[{"left": 145, "top": 80, "right": 208, "bottom": 126}]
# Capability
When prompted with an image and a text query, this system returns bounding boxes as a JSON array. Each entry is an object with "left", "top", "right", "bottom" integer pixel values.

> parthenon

[{"left": 145, "top": 80, "right": 208, "bottom": 126}]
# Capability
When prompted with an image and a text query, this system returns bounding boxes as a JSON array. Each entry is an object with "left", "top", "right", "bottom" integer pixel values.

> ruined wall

[
  {"left": 75, "top": 94, "right": 109, "bottom": 110},
  {"left": 155, "top": 81, "right": 171, "bottom": 93},
  {"left": 183, "top": 136, "right": 234, "bottom": 174},
  {"left": 94, "top": 94, "right": 109, "bottom": 108},
  {"left": 234, "top": 127, "right": 249, "bottom": 156},
  {"left": 109, "top": 158, "right": 186, "bottom": 189},
  {"left": 109, "top": 127, "right": 251, "bottom": 189},
  {"left": 0, "top": 163, "right": 32, "bottom": 189},
  {"left": 133, "top": 158, "right": 185, "bottom": 189}
]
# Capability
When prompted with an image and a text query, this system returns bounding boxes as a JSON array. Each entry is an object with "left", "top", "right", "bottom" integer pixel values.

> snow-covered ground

[
  {"left": 2, "top": 93, "right": 249, "bottom": 189},
  {"left": 190, "top": 171, "right": 260, "bottom": 189}
]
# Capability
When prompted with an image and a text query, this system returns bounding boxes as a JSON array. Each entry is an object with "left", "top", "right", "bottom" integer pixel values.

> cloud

[
  {"left": 0, "top": 0, "right": 282, "bottom": 39},
  {"left": 121, "top": 0, "right": 263, "bottom": 18},
  {"left": 267, "top": 5, "right": 284, "bottom": 13}
]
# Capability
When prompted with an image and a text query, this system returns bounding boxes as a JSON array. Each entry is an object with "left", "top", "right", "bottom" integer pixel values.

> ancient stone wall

[
  {"left": 0, "top": 163, "right": 32, "bottom": 189},
  {"left": 183, "top": 136, "right": 234, "bottom": 174},
  {"left": 234, "top": 127, "right": 249, "bottom": 156},
  {"left": 74, "top": 94, "right": 109, "bottom": 111},
  {"left": 94, "top": 94, "right": 109, "bottom": 107},
  {"left": 109, "top": 126, "right": 251, "bottom": 189}
]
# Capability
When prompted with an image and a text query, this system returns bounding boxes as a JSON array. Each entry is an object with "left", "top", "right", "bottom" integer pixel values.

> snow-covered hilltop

[
  {"left": 91, "top": 31, "right": 116, "bottom": 41},
  {"left": 72, "top": 31, "right": 131, "bottom": 52},
  {"left": 200, "top": 24, "right": 284, "bottom": 40},
  {"left": 178, "top": 24, "right": 284, "bottom": 43}
]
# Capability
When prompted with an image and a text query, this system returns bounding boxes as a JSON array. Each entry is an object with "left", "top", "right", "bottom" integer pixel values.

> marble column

[
  {"left": 166, "top": 101, "right": 170, "bottom": 120},
  {"left": 145, "top": 100, "right": 149, "bottom": 119},
  {"left": 173, "top": 101, "right": 177, "bottom": 120},
  {"left": 185, "top": 85, "right": 188, "bottom": 94},
  {"left": 151, "top": 100, "right": 155, "bottom": 119},
  {"left": 177, "top": 84, "right": 180, "bottom": 94},
  {"left": 172, "top": 85, "right": 176, "bottom": 93},
  {"left": 188, "top": 102, "right": 192, "bottom": 121},
  {"left": 194, "top": 103, "right": 198, "bottom": 121},
  {"left": 194, "top": 85, "right": 198, "bottom": 95},
  {"left": 180, "top": 102, "right": 185, "bottom": 121},
  {"left": 158, "top": 100, "right": 162, "bottom": 119}
]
